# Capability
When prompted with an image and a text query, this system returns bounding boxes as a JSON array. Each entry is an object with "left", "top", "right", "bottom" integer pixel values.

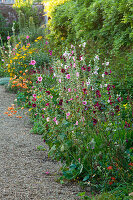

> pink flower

[
  {"left": 68, "top": 88, "right": 71, "bottom": 92},
  {"left": 45, "top": 41, "right": 48, "bottom": 45},
  {"left": 38, "top": 76, "right": 42, "bottom": 82},
  {"left": 76, "top": 72, "right": 79, "bottom": 77},
  {"left": 59, "top": 79, "right": 61, "bottom": 83},
  {"left": 83, "top": 101, "right": 87, "bottom": 105},
  {"left": 33, "top": 94, "right": 36, "bottom": 98},
  {"left": 73, "top": 63, "right": 76, "bottom": 68},
  {"left": 50, "top": 96, "right": 53, "bottom": 99},
  {"left": 53, "top": 117, "right": 57, "bottom": 122},
  {"left": 69, "top": 98, "right": 73, "bottom": 101},
  {"left": 74, "top": 89, "right": 77, "bottom": 91},
  {"left": 55, "top": 121, "right": 58, "bottom": 125},
  {"left": 29, "top": 60, "right": 36, "bottom": 65},
  {"left": 45, "top": 171, "right": 50, "bottom": 174},
  {"left": 26, "top": 35, "right": 30, "bottom": 39},
  {"left": 45, "top": 103, "right": 49, "bottom": 106},
  {"left": 66, "top": 112, "right": 70, "bottom": 117},
  {"left": 66, "top": 74, "right": 70, "bottom": 79},
  {"left": 78, "top": 158, "right": 80, "bottom": 162},
  {"left": 7, "top": 36, "right": 10, "bottom": 40}
]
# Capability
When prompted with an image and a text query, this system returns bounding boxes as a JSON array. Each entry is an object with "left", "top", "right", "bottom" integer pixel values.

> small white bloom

[
  {"left": 83, "top": 42, "right": 86, "bottom": 47},
  {"left": 102, "top": 74, "right": 104, "bottom": 78},
  {"left": 104, "top": 84, "right": 107, "bottom": 87},
  {"left": 100, "top": 84, "right": 103, "bottom": 88},
  {"left": 106, "top": 62, "right": 109, "bottom": 66}
]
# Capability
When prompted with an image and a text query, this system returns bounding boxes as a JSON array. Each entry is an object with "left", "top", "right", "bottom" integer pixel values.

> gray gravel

[{"left": 0, "top": 86, "right": 83, "bottom": 200}]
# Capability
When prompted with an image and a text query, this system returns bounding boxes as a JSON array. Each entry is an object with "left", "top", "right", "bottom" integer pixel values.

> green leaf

[{"left": 83, "top": 174, "right": 90, "bottom": 182}]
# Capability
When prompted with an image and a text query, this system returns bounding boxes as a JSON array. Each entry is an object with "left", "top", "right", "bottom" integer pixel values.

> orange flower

[
  {"left": 107, "top": 166, "right": 113, "bottom": 170},
  {"left": 128, "top": 163, "right": 133, "bottom": 167},
  {"left": 11, "top": 110, "right": 14, "bottom": 113},
  {"left": 8, "top": 114, "right": 12, "bottom": 117},
  {"left": 13, "top": 110, "right": 17, "bottom": 113},
  {"left": 111, "top": 177, "right": 116, "bottom": 180},
  {"left": 19, "top": 71, "right": 22, "bottom": 73},
  {"left": 23, "top": 73, "right": 26, "bottom": 76},
  {"left": 21, "top": 107, "right": 24, "bottom": 110},
  {"left": 4, "top": 112, "right": 8, "bottom": 114},
  {"left": 11, "top": 85, "right": 16, "bottom": 88},
  {"left": 8, "top": 107, "right": 14, "bottom": 111}
]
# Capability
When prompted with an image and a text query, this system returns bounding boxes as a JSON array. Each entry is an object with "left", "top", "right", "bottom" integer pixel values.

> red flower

[
  {"left": 61, "top": 68, "right": 65, "bottom": 73},
  {"left": 111, "top": 177, "right": 116, "bottom": 180},
  {"left": 83, "top": 88, "right": 87, "bottom": 94},
  {"left": 45, "top": 103, "right": 49, "bottom": 106},
  {"left": 93, "top": 118, "right": 97, "bottom": 125},
  {"left": 105, "top": 71, "right": 108, "bottom": 75},
  {"left": 46, "top": 91, "right": 50, "bottom": 95},
  {"left": 109, "top": 181, "right": 113, "bottom": 185},
  {"left": 107, "top": 166, "right": 113, "bottom": 170},
  {"left": 128, "top": 163, "right": 133, "bottom": 167}
]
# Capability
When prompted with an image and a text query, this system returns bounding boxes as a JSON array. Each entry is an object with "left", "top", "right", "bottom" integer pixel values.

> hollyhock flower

[
  {"left": 66, "top": 74, "right": 70, "bottom": 79},
  {"left": 107, "top": 85, "right": 111, "bottom": 91},
  {"left": 66, "top": 112, "right": 70, "bottom": 117},
  {"left": 45, "top": 41, "right": 48, "bottom": 44},
  {"left": 73, "top": 57, "right": 75, "bottom": 61},
  {"left": 50, "top": 96, "right": 53, "bottom": 99},
  {"left": 93, "top": 118, "right": 97, "bottom": 125},
  {"left": 43, "top": 108, "right": 46, "bottom": 110},
  {"left": 46, "top": 117, "right": 50, "bottom": 122},
  {"left": 68, "top": 88, "right": 71, "bottom": 92},
  {"left": 45, "top": 103, "right": 49, "bottom": 106},
  {"left": 107, "top": 166, "right": 113, "bottom": 170},
  {"left": 53, "top": 117, "right": 57, "bottom": 122},
  {"left": 95, "top": 55, "right": 99, "bottom": 60},
  {"left": 42, "top": 114, "right": 44, "bottom": 118},
  {"left": 59, "top": 79, "right": 61, "bottom": 83},
  {"left": 45, "top": 171, "right": 50, "bottom": 174},
  {"left": 59, "top": 99, "right": 63, "bottom": 105},
  {"left": 106, "top": 62, "right": 109, "bottom": 66},
  {"left": 29, "top": 60, "right": 36, "bottom": 65},
  {"left": 73, "top": 63, "right": 76, "bottom": 68},
  {"left": 83, "top": 101, "right": 87, "bottom": 105},
  {"left": 7, "top": 36, "right": 10, "bottom": 40},
  {"left": 55, "top": 121, "right": 58, "bottom": 125},
  {"left": 81, "top": 66, "right": 86, "bottom": 70},
  {"left": 87, "top": 67, "right": 91, "bottom": 72},
  {"left": 75, "top": 121, "right": 78, "bottom": 125},
  {"left": 32, "top": 103, "right": 36, "bottom": 108},
  {"left": 49, "top": 50, "right": 52, "bottom": 55},
  {"left": 38, "top": 76, "right": 42, "bottom": 82},
  {"left": 74, "top": 89, "right": 77, "bottom": 91},
  {"left": 69, "top": 98, "right": 73, "bottom": 101},
  {"left": 102, "top": 74, "right": 105, "bottom": 78},
  {"left": 32, "top": 98, "right": 36, "bottom": 102},
  {"left": 26, "top": 35, "right": 30, "bottom": 39},
  {"left": 105, "top": 71, "right": 108, "bottom": 75},
  {"left": 76, "top": 72, "right": 79, "bottom": 77},
  {"left": 46, "top": 91, "right": 50, "bottom": 95},
  {"left": 33, "top": 94, "right": 36, "bottom": 98},
  {"left": 83, "top": 88, "right": 87, "bottom": 94},
  {"left": 79, "top": 55, "right": 83, "bottom": 61},
  {"left": 61, "top": 68, "right": 65, "bottom": 73}
]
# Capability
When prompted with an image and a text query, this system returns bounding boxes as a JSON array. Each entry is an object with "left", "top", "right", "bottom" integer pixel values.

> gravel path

[{"left": 0, "top": 86, "right": 82, "bottom": 200}]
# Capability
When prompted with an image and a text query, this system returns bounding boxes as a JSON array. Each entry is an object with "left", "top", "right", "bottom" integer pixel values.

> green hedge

[{"left": 47, "top": 0, "right": 133, "bottom": 100}]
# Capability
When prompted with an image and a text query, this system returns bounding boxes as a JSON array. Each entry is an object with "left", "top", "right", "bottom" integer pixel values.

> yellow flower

[{"left": 29, "top": 108, "right": 33, "bottom": 111}]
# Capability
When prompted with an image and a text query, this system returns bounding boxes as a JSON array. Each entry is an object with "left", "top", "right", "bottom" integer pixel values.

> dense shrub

[{"left": 45, "top": 0, "right": 133, "bottom": 101}]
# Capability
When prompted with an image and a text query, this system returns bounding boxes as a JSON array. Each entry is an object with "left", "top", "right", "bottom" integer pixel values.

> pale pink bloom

[
  {"left": 74, "top": 89, "right": 77, "bottom": 91},
  {"left": 102, "top": 74, "right": 104, "bottom": 78},
  {"left": 83, "top": 42, "right": 86, "bottom": 47},
  {"left": 66, "top": 74, "right": 70, "bottom": 79},
  {"left": 55, "top": 121, "right": 58, "bottom": 125},
  {"left": 73, "top": 63, "right": 76, "bottom": 68},
  {"left": 59, "top": 79, "right": 61, "bottom": 83},
  {"left": 45, "top": 171, "right": 50, "bottom": 174},
  {"left": 71, "top": 44, "right": 74, "bottom": 48},
  {"left": 7, "top": 36, "right": 10, "bottom": 40},
  {"left": 29, "top": 60, "right": 36, "bottom": 65},
  {"left": 33, "top": 94, "right": 36, "bottom": 97},
  {"left": 73, "top": 57, "right": 75, "bottom": 61},
  {"left": 95, "top": 55, "right": 99, "bottom": 60},
  {"left": 13, "top": 48, "right": 15, "bottom": 51},
  {"left": 50, "top": 96, "right": 53, "bottom": 99},
  {"left": 78, "top": 158, "right": 80, "bottom": 162},
  {"left": 102, "top": 63, "right": 104, "bottom": 65},
  {"left": 66, "top": 112, "right": 70, "bottom": 117},
  {"left": 68, "top": 88, "right": 71, "bottom": 92},
  {"left": 46, "top": 117, "right": 50, "bottom": 122},
  {"left": 38, "top": 76, "right": 42, "bottom": 82},
  {"left": 26, "top": 35, "right": 30, "bottom": 39},
  {"left": 35, "top": 113, "right": 37, "bottom": 116},
  {"left": 43, "top": 108, "right": 46, "bottom": 110},
  {"left": 106, "top": 62, "right": 109, "bottom": 66},
  {"left": 75, "top": 121, "right": 78, "bottom": 125},
  {"left": 76, "top": 72, "right": 79, "bottom": 77},
  {"left": 86, "top": 82, "right": 90, "bottom": 86},
  {"left": 72, "top": 50, "right": 74, "bottom": 54},
  {"left": 83, "top": 101, "right": 87, "bottom": 105}
]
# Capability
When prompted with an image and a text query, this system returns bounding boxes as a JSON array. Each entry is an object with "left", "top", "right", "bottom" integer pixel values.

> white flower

[
  {"left": 104, "top": 84, "right": 107, "bottom": 87},
  {"left": 100, "top": 84, "right": 103, "bottom": 88},
  {"left": 106, "top": 62, "right": 109, "bottom": 66},
  {"left": 83, "top": 42, "right": 86, "bottom": 47},
  {"left": 102, "top": 74, "right": 104, "bottom": 78}
]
